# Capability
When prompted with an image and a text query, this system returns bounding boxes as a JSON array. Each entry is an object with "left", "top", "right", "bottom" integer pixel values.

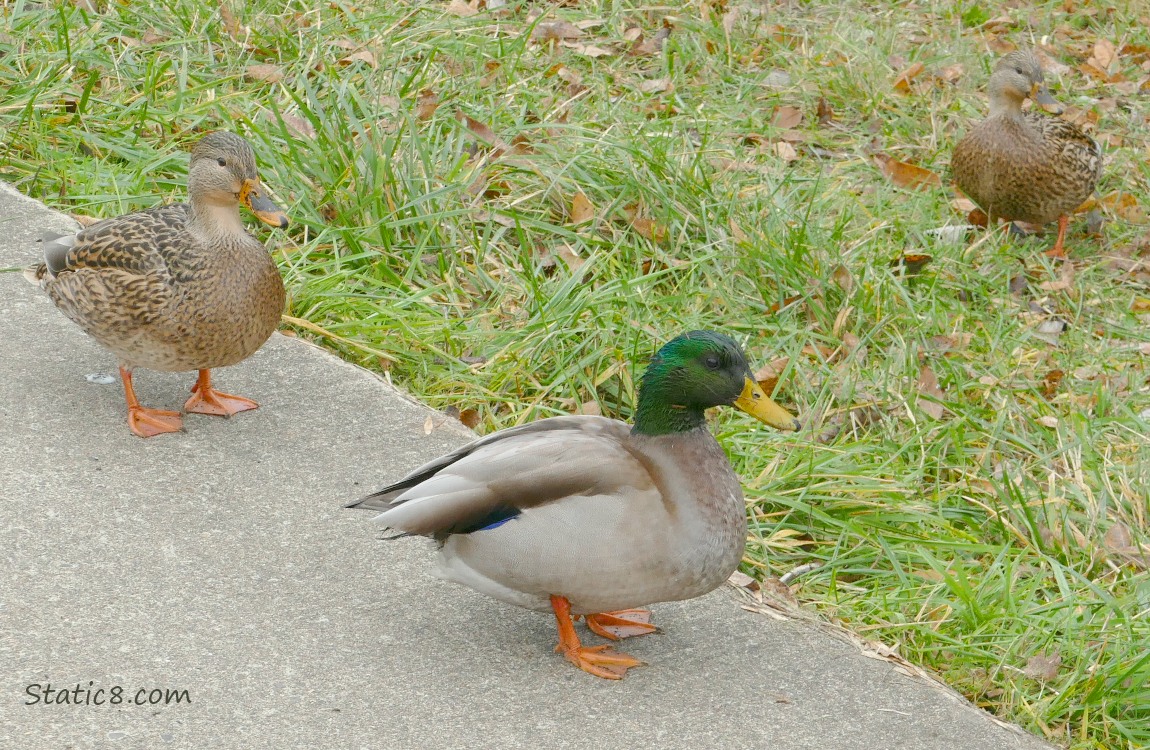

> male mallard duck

[
  {"left": 952, "top": 48, "right": 1102, "bottom": 258},
  {"left": 347, "top": 331, "right": 800, "bottom": 679},
  {"left": 27, "top": 131, "right": 289, "bottom": 438}
]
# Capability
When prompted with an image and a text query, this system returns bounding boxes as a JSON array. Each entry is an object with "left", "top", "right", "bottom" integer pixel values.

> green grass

[{"left": 3, "top": 1, "right": 1149, "bottom": 746}]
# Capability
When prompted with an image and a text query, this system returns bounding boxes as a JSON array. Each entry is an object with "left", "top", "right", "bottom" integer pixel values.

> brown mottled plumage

[
  {"left": 27, "top": 131, "right": 289, "bottom": 437},
  {"left": 952, "top": 49, "right": 1102, "bottom": 257},
  {"left": 347, "top": 331, "right": 801, "bottom": 679}
]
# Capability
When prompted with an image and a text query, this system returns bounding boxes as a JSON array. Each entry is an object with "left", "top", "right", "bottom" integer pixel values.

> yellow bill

[
  {"left": 239, "top": 178, "right": 290, "bottom": 229},
  {"left": 733, "top": 377, "right": 800, "bottom": 431}
]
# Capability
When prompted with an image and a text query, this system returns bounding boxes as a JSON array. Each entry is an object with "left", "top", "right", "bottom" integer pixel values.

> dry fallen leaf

[
  {"left": 638, "top": 77, "right": 673, "bottom": 94},
  {"left": 831, "top": 264, "right": 854, "bottom": 294},
  {"left": 773, "top": 141, "right": 798, "bottom": 162},
  {"left": 1022, "top": 651, "right": 1062, "bottom": 682},
  {"left": 339, "top": 49, "right": 377, "bottom": 68},
  {"left": 754, "top": 357, "right": 791, "bottom": 395},
  {"left": 445, "top": 0, "right": 479, "bottom": 17},
  {"left": 629, "top": 23, "right": 671, "bottom": 57},
  {"left": 773, "top": 105, "right": 803, "bottom": 129},
  {"left": 532, "top": 20, "right": 583, "bottom": 43},
  {"left": 570, "top": 192, "right": 595, "bottom": 224},
  {"left": 1091, "top": 38, "right": 1117, "bottom": 70},
  {"left": 415, "top": 89, "right": 439, "bottom": 121},
  {"left": 623, "top": 203, "right": 668, "bottom": 243},
  {"left": 245, "top": 63, "right": 284, "bottom": 83},
  {"left": 816, "top": 96, "right": 834, "bottom": 124},
  {"left": 1100, "top": 192, "right": 1147, "bottom": 224},
  {"left": 873, "top": 154, "right": 941, "bottom": 190},
  {"left": 916, "top": 364, "right": 946, "bottom": 419},
  {"left": 893, "top": 61, "right": 925, "bottom": 92}
]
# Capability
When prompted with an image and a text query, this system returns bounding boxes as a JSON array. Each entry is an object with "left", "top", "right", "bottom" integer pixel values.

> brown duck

[
  {"left": 27, "top": 131, "right": 289, "bottom": 437},
  {"left": 952, "top": 49, "right": 1102, "bottom": 258}
]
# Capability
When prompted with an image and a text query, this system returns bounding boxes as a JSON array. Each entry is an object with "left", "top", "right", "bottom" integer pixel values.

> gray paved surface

[{"left": 0, "top": 181, "right": 1056, "bottom": 749}]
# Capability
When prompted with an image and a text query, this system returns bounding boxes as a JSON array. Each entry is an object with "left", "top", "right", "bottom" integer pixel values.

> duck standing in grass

[
  {"left": 26, "top": 131, "right": 289, "bottom": 438},
  {"left": 952, "top": 48, "right": 1102, "bottom": 258},
  {"left": 347, "top": 331, "right": 800, "bottom": 679}
]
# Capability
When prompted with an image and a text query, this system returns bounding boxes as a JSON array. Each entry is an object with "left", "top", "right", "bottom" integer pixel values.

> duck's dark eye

[
  {"left": 217, "top": 157, "right": 227, "bottom": 167},
  {"left": 704, "top": 355, "right": 721, "bottom": 370},
  {"left": 1014, "top": 67, "right": 1025, "bottom": 75}
]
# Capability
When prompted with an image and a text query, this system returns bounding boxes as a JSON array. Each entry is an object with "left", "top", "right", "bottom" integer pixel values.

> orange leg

[
  {"left": 1043, "top": 215, "right": 1069, "bottom": 259},
  {"left": 120, "top": 367, "right": 182, "bottom": 438},
  {"left": 551, "top": 595, "right": 643, "bottom": 680},
  {"left": 583, "top": 609, "right": 657, "bottom": 641},
  {"left": 184, "top": 369, "right": 259, "bottom": 417}
]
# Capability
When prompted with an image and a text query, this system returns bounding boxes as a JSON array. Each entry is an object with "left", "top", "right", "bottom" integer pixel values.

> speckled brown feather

[
  {"left": 952, "top": 50, "right": 1102, "bottom": 227},
  {"left": 28, "top": 133, "right": 286, "bottom": 373}
]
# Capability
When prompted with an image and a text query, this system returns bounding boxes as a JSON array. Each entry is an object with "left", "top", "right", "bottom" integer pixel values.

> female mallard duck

[
  {"left": 27, "top": 131, "right": 289, "bottom": 438},
  {"left": 347, "top": 331, "right": 800, "bottom": 679},
  {"left": 952, "top": 48, "right": 1102, "bottom": 258}
]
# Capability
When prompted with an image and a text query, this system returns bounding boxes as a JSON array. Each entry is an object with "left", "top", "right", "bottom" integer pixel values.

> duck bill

[
  {"left": 239, "top": 179, "right": 290, "bottom": 228},
  {"left": 733, "top": 377, "right": 800, "bottom": 431},
  {"left": 1031, "top": 84, "right": 1064, "bottom": 115}
]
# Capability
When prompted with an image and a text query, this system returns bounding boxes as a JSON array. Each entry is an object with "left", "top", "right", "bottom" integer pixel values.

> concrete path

[{"left": 0, "top": 182, "right": 1055, "bottom": 750}]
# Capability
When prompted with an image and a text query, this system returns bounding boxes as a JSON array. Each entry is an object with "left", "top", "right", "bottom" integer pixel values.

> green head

[{"left": 633, "top": 330, "right": 800, "bottom": 436}]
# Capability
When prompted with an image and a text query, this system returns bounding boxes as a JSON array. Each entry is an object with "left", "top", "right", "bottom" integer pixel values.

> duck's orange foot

[
  {"left": 556, "top": 643, "right": 644, "bottom": 680},
  {"left": 127, "top": 406, "right": 183, "bottom": 438},
  {"left": 185, "top": 387, "right": 259, "bottom": 417},
  {"left": 584, "top": 609, "right": 657, "bottom": 641},
  {"left": 184, "top": 370, "right": 258, "bottom": 417},
  {"left": 1042, "top": 214, "right": 1070, "bottom": 259}
]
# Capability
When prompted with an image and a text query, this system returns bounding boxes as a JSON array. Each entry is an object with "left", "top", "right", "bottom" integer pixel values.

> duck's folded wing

[
  {"left": 36, "top": 207, "right": 188, "bottom": 330},
  {"left": 347, "top": 416, "right": 654, "bottom": 540}
]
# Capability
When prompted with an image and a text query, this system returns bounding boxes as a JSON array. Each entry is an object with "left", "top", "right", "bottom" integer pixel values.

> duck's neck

[
  {"left": 987, "top": 80, "right": 1025, "bottom": 118},
  {"left": 190, "top": 201, "right": 247, "bottom": 240},
  {"left": 632, "top": 385, "right": 707, "bottom": 436}
]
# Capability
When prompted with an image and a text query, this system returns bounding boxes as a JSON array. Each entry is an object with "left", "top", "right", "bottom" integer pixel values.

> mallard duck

[
  {"left": 347, "top": 331, "right": 800, "bottom": 679},
  {"left": 27, "top": 131, "right": 289, "bottom": 438},
  {"left": 952, "top": 48, "right": 1102, "bottom": 258}
]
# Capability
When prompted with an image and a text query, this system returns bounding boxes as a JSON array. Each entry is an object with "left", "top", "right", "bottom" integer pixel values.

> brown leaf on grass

[
  {"left": 916, "top": 365, "right": 946, "bottom": 419},
  {"left": 951, "top": 196, "right": 978, "bottom": 213},
  {"left": 1038, "top": 263, "right": 1075, "bottom": 292},
  {"left": 1090, "top": 38, "right": 1117, "bottom": 70},
  {"left": 445, "top": 0, "right": 479, "bottom": 17},
  {"left": 893, "top": 61, "right": 925, "bottom": 92},
  {"left": 459, "top": 408, "right": 481, "bottom": 429},
  {"left": 873, "top": 154, "right": 941, "bottom": 190},
  {"left": 1040, "top": 369, "right": 1064, "bottom": 399},
  {"left": 816, "top": 97, "right": 834, "bottom": 125},
  {"left": 281, "top": 112, "right": 316, "bottom": 139},
  {"left": 891, "top": 253, "right": 933, "bottom": 276},
  {"left": 1022, "top": 651, "right": 1062, "bottom": 682},
  {"left": 569, "top": 192, "right": 595, "bottom": 224},
  {"left": 554, "top": 243, "right": 585, "bottom": 272},
  {"left": 772, "top": 141, "right": 798, "bottom": 162},
  {"left": 415, "top": 90, "right": 440, "bottom": 121},
  {"left": 622, "top": 203, "right": 668, "bottom": 243},
  {"left": 1103, "top": 522, "right": 1133, "bottom": 552},
  {"left": 721, "top": 8, "right": 739, "bottom": 35},
  {"left": 330, "top": 38, "right": 358, "bottom": 50},
  {"left": 339, "top": 49, "right": 377, "bottom": 68},
  {"left": 456, "top": 111, "right": 513, "bottom": 155},
  {"left": 766, "top": 294, "right": 803, "bottom": 314},
  {"left": 754, "top": 357, "right": 791, "bottom": 395},
  {"left": 1100, "top": 192, "right": 1147, "bottom": 224},
  {"left": 831, "top": 264, "right": 854, "bottom": 294},
  {"left": 219, "top": 4, "right": 244, "bottom": 42},
  {"left": 575, "top": 399, "right": 601, "bottom": 416},
  {"left": 638, "top": 77, "right": 673, "bottom": 94},
  {"left": 629, "top": 22, "right": 671, "bottom": 57},
  {"left": 773, "top": 105, "right": 803, "bottom": 129},
  {"left": 532, "top": 21, "right": 583, "bottom": 43},
  {"left": 938, "top": 63, "right": 964, "bottom": 83},
  {"left": 245, "top": 63, "right": 284, "bottom": 83},
  {"left": 562, "top": 41, "right": 612, "bottom": 58}
]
